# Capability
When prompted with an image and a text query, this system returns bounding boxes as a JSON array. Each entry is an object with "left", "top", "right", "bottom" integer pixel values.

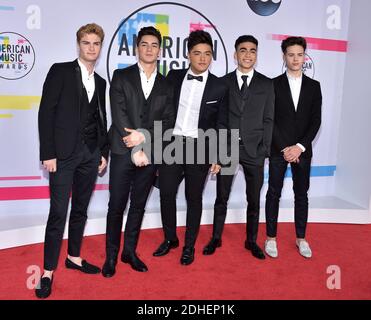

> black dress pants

[
  {"left": 265, "top": 154, "right": 311, "bottom": 239},
  {"left": 44, "top": 144, "right": 100, "bottom": 271},
  {"left": 105, "top": 152, "right": 156, "bottom": 259},
  {"left": 213, "top": 146, "right": 264, "bottom": 244}
]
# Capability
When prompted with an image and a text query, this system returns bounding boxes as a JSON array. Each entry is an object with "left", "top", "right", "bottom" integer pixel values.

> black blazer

[
  {"left": 271, "top": 73, "right": 322, "bottom": 158},
  {"left": 166, "top": 68, "right": 229, "bottom": 133},
  {"left": 223, "top": 70, "right": 275, "bottom": 160},
  {"left": 38, "top": 59, "right": 108, "bottom": 161},
  {"left": 108, "top": 63, "right": 174, "bottom": 155}
]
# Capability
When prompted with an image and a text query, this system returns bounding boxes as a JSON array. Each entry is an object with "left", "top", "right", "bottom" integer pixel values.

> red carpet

[{"left": 1, "top": 223, "right": 370, "bottom": 300}]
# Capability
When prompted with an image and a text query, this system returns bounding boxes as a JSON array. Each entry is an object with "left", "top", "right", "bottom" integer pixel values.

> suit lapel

[
  {"left": 94, "top": 74, "right": 105, "bottom": 132},
  {"left": 296, "top": 75, "right": 308, "bottom": 114},
  {"left": 199, "top": 72, "right": 212, "bottom": 120},
  {"left": 74, "top": 60, "right": 83, "bottom": 122},
  {"left": 281, "top": 74, "right": 297, "bottom": 114},
  {"left": 174, "top": 69, "right": 187, "bottom": 113}
]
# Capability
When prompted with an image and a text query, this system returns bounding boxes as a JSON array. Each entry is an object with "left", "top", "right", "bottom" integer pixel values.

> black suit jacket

[
  {"left": 108, "top": 63, "right": 174, "bottom": 155},
  {"left": 223, "top": 70, "right": 274, "bottom": 161},
  {"left": 167, "top": 68, "right": 228, "bottom": 134},
  {"left": 271, "top": 73, "right": 322, "bottom": 158},
  {"left": 38, "top": 59, "right": 108, "bottom": 161}
]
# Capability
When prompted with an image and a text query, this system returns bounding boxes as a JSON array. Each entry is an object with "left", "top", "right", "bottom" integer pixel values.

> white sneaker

[
  {"left": 264, "top": 239, "right": 278, "bottom": 258},
  {"left": 296, "top": 240, "right": 312, "bottom": 258}
]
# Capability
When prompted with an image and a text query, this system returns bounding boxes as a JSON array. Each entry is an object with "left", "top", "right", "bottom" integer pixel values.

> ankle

[
  {"left": 42, "top": 270, "right": 53, "bottom": 278},
  {"left": 67, "top": 255, "right": 82, "bottom": 266}
]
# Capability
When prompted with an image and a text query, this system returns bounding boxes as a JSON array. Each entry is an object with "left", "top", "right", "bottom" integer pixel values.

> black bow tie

[{"left": 187, "top": 74, "right": 203, "bottom": 82}]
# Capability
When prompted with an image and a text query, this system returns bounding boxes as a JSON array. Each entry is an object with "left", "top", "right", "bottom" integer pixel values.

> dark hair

[
  {"left": 281, "top": 36, "right": 307, "bottom": 53},
  {"left": 187, "top": 30, "right": 213, "bottom": 52},
  {"left": 234, "top": 35, "right": 258, "bottom": 51},
  {"left": 136, "top": 26, "right": 162, "bottom": 46}
]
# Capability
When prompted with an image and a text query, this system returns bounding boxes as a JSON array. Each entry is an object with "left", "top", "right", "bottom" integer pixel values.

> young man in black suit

[
  {"left": 202, "top": 35, "right": 275, "bottom": 260},
  {"left": 265, "top": 37, "right": 322, "bottom": 259},
  {"left": 152, "top": 30, "right": 229, "bottom": 265},
  {"left": 102, "top": 27, "right": 174, "bottom": 277},
  {"left": 36, "top": 23, "right": 109, "bottom": 298}
]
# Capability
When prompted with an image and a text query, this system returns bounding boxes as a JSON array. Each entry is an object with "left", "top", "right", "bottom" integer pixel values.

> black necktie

[
  {"left": 241, "top": 75, "right": 249, "bottom": 96},
  {"left": 187, "top": 74, "right": 203, "bottom": 82}
]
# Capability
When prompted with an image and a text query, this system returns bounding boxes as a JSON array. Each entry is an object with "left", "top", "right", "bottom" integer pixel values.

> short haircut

[
  {"left": 281, "top": 36, "right": 307, "bottom": 53},
  {"left": 234, "top": 35, "right": 258, "bottom": 51},
  {"left": 187, "top": 30, "right": 213, "bottom": 52},
  {"left": 136, "top": 26, "right": 162, "bottom": 47},
  {"left": 76, "top": 23, "right": 104, "bottom": 43}
]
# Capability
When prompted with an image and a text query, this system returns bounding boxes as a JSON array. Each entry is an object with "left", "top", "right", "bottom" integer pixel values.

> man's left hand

[{"left": 123, "top": 128, "right": 145, "bottom": 148}]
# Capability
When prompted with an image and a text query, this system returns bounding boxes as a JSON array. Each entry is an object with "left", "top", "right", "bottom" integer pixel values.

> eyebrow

[
  {"left": 140, "top": 41, "right": 159, "bottom": 45},
  {"left": 239, "top": 47, "right": 256, "bottom": 51},
  {"left": 192, "top": 50, "right": 212, "bottom": 54}
]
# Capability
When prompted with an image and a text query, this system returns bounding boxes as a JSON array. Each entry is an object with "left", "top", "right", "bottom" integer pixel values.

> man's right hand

[{"left": 43, "top": 159, "right": 57, "bottom": 172}]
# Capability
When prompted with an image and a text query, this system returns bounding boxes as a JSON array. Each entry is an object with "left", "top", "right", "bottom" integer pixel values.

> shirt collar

[
  {"left": 78, "top": 59, "right": 95, "bottom": 78},
  {"left": 236, "top": 68, "right": 254, "bottom": 80},
  {"left": 138, "top": 62, "right": 157, "bottom": 78},
  {"left": 286, "top": 71, "right": 302, "bottom": 81},
  {"left": 187, "top": 68, "right": 209, "bottom": 80}
]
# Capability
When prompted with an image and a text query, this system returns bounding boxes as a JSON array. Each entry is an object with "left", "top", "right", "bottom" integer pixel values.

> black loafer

[
  {"left": 35, "top": 276, "right": 53, "bottom": 299},
  {"left": 153, "top": 239, "right": 179, "bottom": 257},
  {"left": 102, "top": 258, "right": 117, "bottom": 278},
  {"left": 121, "top": 253, "right": 148, "bottom": 272},
  {"left": 65, "top": 258, "right": 101, "bottom": 274},
  {"left": 245, "top": 241, "right": 266, "bottom": 260},
  {"left": 180, "top": 246, "right": 195, "bottom": 265},
  {"left": 202, "top": 238, "right": 222, "bottom": 255}
]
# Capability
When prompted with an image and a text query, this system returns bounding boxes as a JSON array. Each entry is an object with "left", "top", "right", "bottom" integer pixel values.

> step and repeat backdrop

[{"left": 0, "top": 0, "right": 350, "bottom": 221}]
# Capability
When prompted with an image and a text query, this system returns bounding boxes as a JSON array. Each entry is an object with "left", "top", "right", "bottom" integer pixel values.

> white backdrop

[{"left": 2, "top": 0, "right": 368, "bottom": 248}]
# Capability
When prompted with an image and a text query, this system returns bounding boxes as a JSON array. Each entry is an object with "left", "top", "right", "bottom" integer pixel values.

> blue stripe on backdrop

[
  {"left": 0, "top": 6, "right": 15, "bottom": 11},
  {"left": 264, "top": 165, "right": 336, "bottom": 180}
]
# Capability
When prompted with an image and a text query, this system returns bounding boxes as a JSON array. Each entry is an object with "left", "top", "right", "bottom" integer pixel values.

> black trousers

[
  {"left": 105, "top": 152, "right": 156, "bottom": 259},
  {"left": 213, "top": 146, "right": 264, "bottom": 244},
  {"left": 265, "top": 154, "right": 311, "bottom": 239},
  {"left": 159, "top": 137, "right": 210, "bottom": 248},
  {"left": 44, "top": 144, "right": 101, "bottom": 271}
]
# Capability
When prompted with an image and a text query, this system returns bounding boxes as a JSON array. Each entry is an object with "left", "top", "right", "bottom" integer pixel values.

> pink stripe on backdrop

[
  {"left": 0, "top": 176, "right": 42, "bottom": 181},
  {"left": 269, "top": 34, "right": 348, "bottom": 52},
  {"left": 0, "top": 184, "right": 109, "bottom": 201}
]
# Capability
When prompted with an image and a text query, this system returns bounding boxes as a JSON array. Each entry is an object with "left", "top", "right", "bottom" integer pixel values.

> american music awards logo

[
  {"left": 106, "top": 2, "right": 228, "bottom": 82},
  {"left": 282, "top": 53, "right": 315, "bottom": 78},
  {"left": 247, "top": 0, "right": 282, "bottom": 16},
  {"left": 0, "top": 32, "right": 35, "bottom": 80}
]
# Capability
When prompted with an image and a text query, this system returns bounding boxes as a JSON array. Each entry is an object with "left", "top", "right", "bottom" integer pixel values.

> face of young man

[
  {"left": 234, "top": 41, "right": 257, "bottom": 73},
  {"left": 284, "top": 44, "right": 305, "bottom": 75},
  {"left": 188, "top": 43, "right": 213, "bottom": 75},
  {"left": 78, "top": 33, "right": 102, "bottom": 64},
  {"left": 137, "top": 35, "right": 160, "bottom": 65}
]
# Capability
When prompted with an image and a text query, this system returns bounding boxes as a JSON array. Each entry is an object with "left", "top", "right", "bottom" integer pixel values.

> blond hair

[{"left": 76, "top": 23, "right": 104, "bottom": 43}]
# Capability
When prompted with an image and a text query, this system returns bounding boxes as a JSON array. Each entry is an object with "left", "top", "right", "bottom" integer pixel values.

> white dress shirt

[
  {"left": 286, "top": 72, "right": 306, "bottom": 152},
  {"left": 173, "top": 69, "right": 209, "bottom": 138},
  {"left": 287, "top": 71, "right": 302, "bottom": 111},
  {"left": 138, "top": 62, "right": 157, "bottom": 99},
  {"left": 78, "top": 59, "right": 95, "bottom": 102},
  {"left": 236, "top": 68, "right": 254, "bottom": 89}
]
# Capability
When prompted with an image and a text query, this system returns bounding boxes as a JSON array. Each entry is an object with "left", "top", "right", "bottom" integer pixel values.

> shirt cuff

[{"left": 296, "top": 143, "right": 306, "bottom": 152}]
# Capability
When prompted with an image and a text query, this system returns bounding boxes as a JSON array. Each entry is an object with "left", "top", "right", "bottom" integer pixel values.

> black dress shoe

[
  {"left": 203, "top": 238, "right": 222, "bottom": 255},
  {"left": 245, "top": 241, "right": 266, "bottom": 260},
  {"left": 35, "top": 276, "right": 53, "bottom": 299},
  {"left": 153, "top": 239, "right": 179, "bottom": 257},
  {"left": 180, "top": 246, "right": 195, "bottom": 265},
  {"left": 121, "top": 253, "right": 148, "bottom": 272},
  {"left": 102, "top": 258, "right": 117, "bottom": 278},
  {"left": 65, "top": 258, "right": 101, "bottom": 274}
]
